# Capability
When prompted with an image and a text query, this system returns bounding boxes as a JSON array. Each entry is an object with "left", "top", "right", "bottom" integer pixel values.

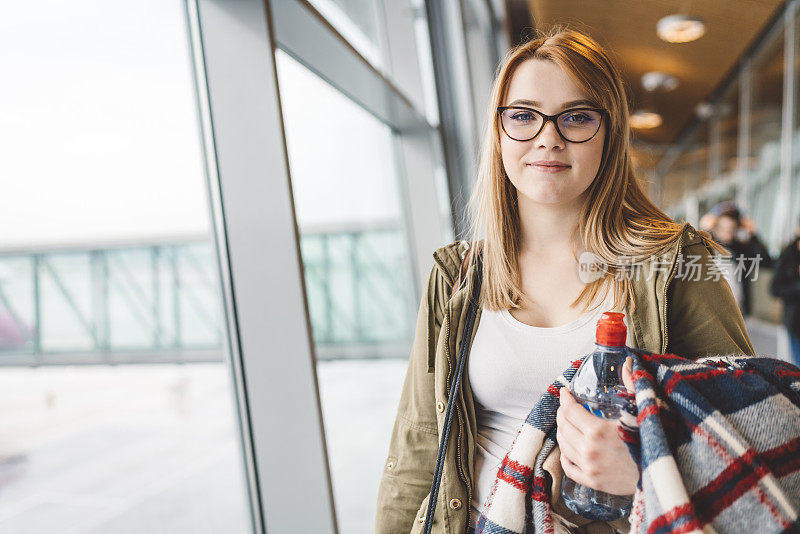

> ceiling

[{"left": 505, "top": 0, "right": 785, "bottom": 150}]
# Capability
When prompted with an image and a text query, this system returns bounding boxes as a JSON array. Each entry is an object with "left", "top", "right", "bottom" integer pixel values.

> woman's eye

[
  {"left": 510, "top": 112, "right": 534, "bottom": 122},
  {"left": 563, "top": 112, "right": 594, "bottom": 125}
]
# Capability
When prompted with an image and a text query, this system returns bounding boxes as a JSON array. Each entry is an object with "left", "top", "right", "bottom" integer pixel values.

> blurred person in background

[
  {"left": 699, "top": 201, "right": 772, "bottom": 317},
  {"left": 770, "top": 216, "right": 800, "bottom": 367}
]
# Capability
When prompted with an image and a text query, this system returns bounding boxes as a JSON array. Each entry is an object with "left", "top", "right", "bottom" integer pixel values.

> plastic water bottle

[{"left": 561, "top": 311, "right": 634, "bottom": 521}]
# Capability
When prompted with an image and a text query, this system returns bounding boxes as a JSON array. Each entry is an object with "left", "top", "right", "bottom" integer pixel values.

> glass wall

[
  {"left": 276, "top": 50, "right": 417, "bottom": 353},
  {"left": 793, "top": 12, "right": 800, "bottom": 235},
  {"left": 747, "top": 25, "right": 785, "bottom": 255},
  {"left": 0, "top": 1, "right": 251, "bottom": 532},
  {"left": 276, "top": 51, "right": 416, "bottom": 532},
  {"left": 461, "top": 0, "right": 498, "bottom": 137},
  {"left": 660, "top": 121, "right": 710, "bottom": 213},
  {"left": 306, "top": 0, "right": 386, "bottom": 67},
  {"left": 661, "top": 7, "right": 799, "bottom": 258},
  {"left": 719, "top": 82, "right": 742, "bottom": 178}
]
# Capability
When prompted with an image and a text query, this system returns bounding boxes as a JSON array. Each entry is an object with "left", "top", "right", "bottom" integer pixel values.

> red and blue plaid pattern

[{"left": 475, "top": 350, "right": 800, "bottom": 534}]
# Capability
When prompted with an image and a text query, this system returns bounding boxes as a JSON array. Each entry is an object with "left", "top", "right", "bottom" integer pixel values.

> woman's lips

[{"left": 529, "top": 163, "right": 571, "bottom": 173}]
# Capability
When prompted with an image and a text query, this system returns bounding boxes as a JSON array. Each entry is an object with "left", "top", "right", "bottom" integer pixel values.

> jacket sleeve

[
  {"left": 770, "top": 246, "right": 800, "bottom": 299},
  {"left": 375, "top": 262, "right": 450, "bottom": 534},
  {"left": 666, "top": 239, "right": 755, "bottom": 358}
]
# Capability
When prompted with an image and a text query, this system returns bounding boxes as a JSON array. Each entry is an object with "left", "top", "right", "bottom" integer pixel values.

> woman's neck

[{"left": 517, "top": 193, "right": 584, "bottom": 258}]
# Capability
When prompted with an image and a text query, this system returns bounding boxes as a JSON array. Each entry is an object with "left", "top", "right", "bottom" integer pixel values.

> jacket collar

[
  {"left": 433, "top": 222, "right": 703, "bottom": 353},
  {"left": 433, "top": 223, "right": 700, "bottom": 290}
]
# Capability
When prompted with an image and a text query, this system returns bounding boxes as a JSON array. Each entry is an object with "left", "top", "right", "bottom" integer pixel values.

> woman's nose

[{"left": 536, "top": 119, "right": 564, "bottom": 150}]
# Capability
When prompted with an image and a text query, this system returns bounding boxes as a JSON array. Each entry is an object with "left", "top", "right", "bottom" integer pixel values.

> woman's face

[{"left": 500, "top": 59, "right": 606, "bottom": 207}]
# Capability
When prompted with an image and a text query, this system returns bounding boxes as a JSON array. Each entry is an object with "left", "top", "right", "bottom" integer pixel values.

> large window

[
  {"left": 275, "top": 47, "right": 417, "bottom": 533},
  {"left": 719, "top": 81, "right": 742, "bottom": 177},
  {"left": 306, "top": 0, "right": 386, "bottom": 67},
  {"left": 276, "top": 50, "right": 417, "bottom": 355},
  {"left": 748, "top": 25, "right": 785, "bottom": 255},
  {"left": 0, "top": 1, "right": 252, "bottom": 532}
]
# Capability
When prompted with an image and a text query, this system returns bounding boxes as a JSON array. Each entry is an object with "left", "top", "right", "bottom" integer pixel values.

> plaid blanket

[{"left": 475, "top": 349, "right": 800, "bottom": 534}]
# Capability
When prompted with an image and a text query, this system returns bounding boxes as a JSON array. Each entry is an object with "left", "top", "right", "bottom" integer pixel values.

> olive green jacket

[{"left": 375, "top": 222, "right": 755, "bottom": 534}]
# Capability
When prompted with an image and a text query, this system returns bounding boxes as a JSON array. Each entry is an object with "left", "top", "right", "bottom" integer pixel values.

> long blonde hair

[{"left": 463, "top": 28, "right": 724, "bottom": 314}]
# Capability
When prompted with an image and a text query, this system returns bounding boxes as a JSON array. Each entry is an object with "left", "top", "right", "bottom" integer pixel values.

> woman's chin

[{"left": 514, "top": 183, "right": 570, "bottom": 204}]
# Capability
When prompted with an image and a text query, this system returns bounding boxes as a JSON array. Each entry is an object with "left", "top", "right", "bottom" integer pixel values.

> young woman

[{"left": 375, "top": 29, "right": 754, "bottom": 534}]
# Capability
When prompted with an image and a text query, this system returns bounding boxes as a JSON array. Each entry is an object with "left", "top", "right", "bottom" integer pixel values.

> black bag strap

[{"left": 423, "top": 250, "right": 483, "bottom": 533}]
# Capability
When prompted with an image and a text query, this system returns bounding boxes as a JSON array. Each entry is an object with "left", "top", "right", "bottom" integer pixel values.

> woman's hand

[{"left": 556, "top": 357, "right": 638, "bottom": 496}]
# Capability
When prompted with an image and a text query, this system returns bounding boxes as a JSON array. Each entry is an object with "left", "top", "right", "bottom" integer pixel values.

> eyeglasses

[{"left": 497, "top": 106, "right": 606, "bottom": 143}]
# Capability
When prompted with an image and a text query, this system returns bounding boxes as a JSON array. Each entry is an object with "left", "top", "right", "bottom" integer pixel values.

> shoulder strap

[{"left": 423, "top": 249, "right": 483, "bottom": 533}]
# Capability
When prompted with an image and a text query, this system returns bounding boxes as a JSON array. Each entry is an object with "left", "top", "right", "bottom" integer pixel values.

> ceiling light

[
  {"left": 694, "top": 102, "right": 714, "bottom": 119},
  {"left": 657, "top": 14, "right": 706, "bottom": 43},
  {"left": 630, "top": 110, "right": 663, "bottom": 129},
  {"left": 641, "top": 71, "right": 679, "bottom": 92}
]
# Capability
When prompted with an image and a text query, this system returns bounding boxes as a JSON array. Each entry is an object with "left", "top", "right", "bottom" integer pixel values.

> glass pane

[
  {"left": 718, "top": 81, "right": 741, "bottom": 176},
  {"left": 461, "top": 0, "right": 496, "bottom": 136},
  {"left": 661, "top": 156, "right": 688, "bottom": 210},
  {"left": 275, "top": 49, "right": 417, "bottom": 533},
  {"left": 0, "top": 257, "right": 35, "bottom": 354},
  {"left": 306, "top": 0, "right": 385, "bottom": 68},
  {"left": 748, "top": 27, "right": 784, "bottom": 255},
  {"left": 410, "top": 0, "right": 441, "bottom": 126},
  {"left": 793, "top": 12, "right": 800, "bottom": 236},
  {"left": 0, "top": 1, "right": 252, "bottom": 532}
]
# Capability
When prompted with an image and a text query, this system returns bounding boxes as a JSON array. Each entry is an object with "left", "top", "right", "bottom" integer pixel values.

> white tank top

[{"left": 468, "top": 293, "right": 633, "bottom": 527}]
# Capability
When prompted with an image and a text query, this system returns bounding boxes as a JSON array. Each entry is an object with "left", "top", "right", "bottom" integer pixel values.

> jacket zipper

[
  {"left": 443, "top": 286, "right": 473, "bottom": 533},
  {"left": 434, "top": 249, "right": 473, "bottom": 533},
  {"left": 662, "top": 229, "right": 685, "bottom": 352}
]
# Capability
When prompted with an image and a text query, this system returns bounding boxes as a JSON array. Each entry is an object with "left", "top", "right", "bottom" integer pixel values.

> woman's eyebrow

[{"left": 507, "top": 99, "right": 597, "bottom": 109}]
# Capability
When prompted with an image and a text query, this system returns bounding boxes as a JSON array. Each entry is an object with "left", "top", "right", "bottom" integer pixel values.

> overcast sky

[
  {"left": 0, "top": 0, "right": 211, "bottom": 249},
  {"left": 0, "top": 0, "right": 404, "bottom": 251}
]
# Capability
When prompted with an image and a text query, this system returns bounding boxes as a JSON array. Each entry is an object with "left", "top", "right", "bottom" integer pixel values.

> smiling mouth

[{"left": 528, "top": 163, "right": 571, "bottom": 172}]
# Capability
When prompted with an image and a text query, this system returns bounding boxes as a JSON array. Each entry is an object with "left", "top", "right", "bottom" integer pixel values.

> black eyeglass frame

[{"left": 496, "top": 106, "right": 608, "bottom": 144}]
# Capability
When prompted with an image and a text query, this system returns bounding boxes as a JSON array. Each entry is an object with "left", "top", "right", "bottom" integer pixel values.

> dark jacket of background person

[
  {"left": 718, "top": 233, "right": 773, "bottom": 317},
  {"left": 770, "top": 236, "right": 800, "bottom": 336}
]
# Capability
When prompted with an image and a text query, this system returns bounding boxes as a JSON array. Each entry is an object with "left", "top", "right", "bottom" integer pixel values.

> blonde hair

[{"left": 463, "top": 27, "right": 725, "bottom": 314}]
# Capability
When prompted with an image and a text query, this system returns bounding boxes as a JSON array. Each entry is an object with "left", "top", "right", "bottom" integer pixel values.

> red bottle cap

[{"left": 596, "top": 312, "right": 627, "bottom": 347}]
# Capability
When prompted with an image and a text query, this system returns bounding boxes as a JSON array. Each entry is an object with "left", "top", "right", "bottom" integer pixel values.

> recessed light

[
  {"left": 630, "top": 110, "right": 663, "bottom": 129},
  {"left": 657, "top": 14, "right": 706, "bottom": 43},
  {"left": 694, "top": 102, "right": 714, "bottom": 119},
  {"left": 641, "top": 71, "right": 679, "bottom": 92}
]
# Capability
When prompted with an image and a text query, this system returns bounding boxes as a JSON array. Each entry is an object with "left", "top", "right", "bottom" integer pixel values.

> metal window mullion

[
  {"left": 426, "top": 0, "right": 479, "bottom": 239},
  {"left": 172, "top": 246, "right": 182, "bottom": 350},
  {"left": 186, "top": 0, "right": 338, "bottom": 532},
  {"left": 272, "top": 0, "right": 429, "bottom": 134},
  {"left": 380, "top": 0, "right": 447, "bottom": 288},
  {"left": 709, "top": 114, "right": 722, "bottom": 188},
  {"left": 32, "top": 254, "right": 42, "bottom": 362},
  {"left": 152, "top": 246, "right": 162, "bottom": 348},
  {"left": 737, "top": 60, "right": 752, "bottom": 214},
  {"left": 781, "top": 1, "right": 799, "bottom": 245}
]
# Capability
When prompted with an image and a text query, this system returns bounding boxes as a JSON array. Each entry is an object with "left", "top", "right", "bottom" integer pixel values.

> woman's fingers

[
  {"left": 559, "top": 447, "right": 587, "bottom": 486},
  {"left": 556, "top": 390, "right": 583, "bottom": 439},
  {"left": 622, "top": 356, "right": 634, "bottom": 393},
  {"left": 556, "top": 425, "right": 583, "bottom": 469},
  {"left": 559, "top": 388, "right": 601, "bottom": 431}
]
